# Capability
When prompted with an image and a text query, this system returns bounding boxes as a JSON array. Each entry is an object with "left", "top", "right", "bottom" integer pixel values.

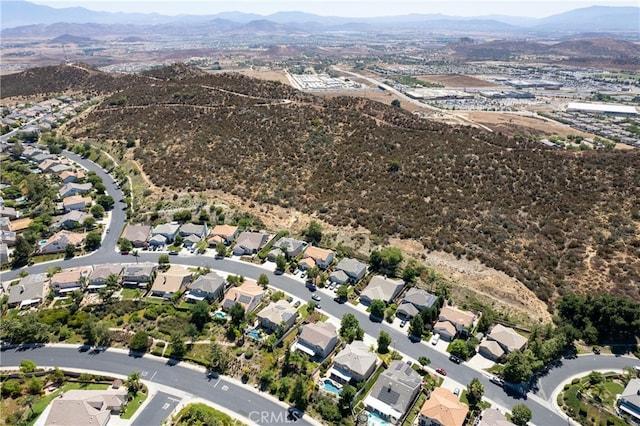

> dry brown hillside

[{"left": 4, "top": 64, "right": 639, "bottom": 305}]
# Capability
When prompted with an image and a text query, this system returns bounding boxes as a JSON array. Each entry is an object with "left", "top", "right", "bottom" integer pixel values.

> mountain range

[{"left": 2, "top": 1, "right": 639, "bottom": 37}]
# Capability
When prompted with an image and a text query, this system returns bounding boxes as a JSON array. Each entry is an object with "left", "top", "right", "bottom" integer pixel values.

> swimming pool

[
  {"left": 246, "top": 329, "right": 263, "bottom": 340},
  {"left": 38, "top": 240, "right": 47, "bottom": 246},
  {"left": 214, "top": 311, "right": 227, "bottom": 320},
  {"left": 367, "top": 411, "right": 389, "bottom": 426},
  {"left": 322, "top": 379, "right": 342, "bottom": 395}
]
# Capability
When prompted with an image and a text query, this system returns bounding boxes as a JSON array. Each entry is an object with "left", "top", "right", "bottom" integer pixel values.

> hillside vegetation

[{"left": 3, "top": 64, "right": 639, "bottom": 303}]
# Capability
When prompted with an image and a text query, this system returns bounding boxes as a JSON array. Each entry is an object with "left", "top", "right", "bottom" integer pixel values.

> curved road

[
  {"left": 2, "top": 148, "right": 639, "bottom": 426},
  {"left": 0, "top": 346, "right": 311, "bottom": 426}
]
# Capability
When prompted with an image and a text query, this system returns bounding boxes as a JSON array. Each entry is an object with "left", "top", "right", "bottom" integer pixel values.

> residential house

[
  {"left": 618, "top": 378, "right": 640, "bottom": 423},
  {"left": 185, "top": 272, "right": 226, "bottom": 303},
  {"left": 359, "top": 275, "right": 405, "bottom": 305},
  {"left": 50, "top": 164, "right": 72, "bottom": 174},
  {"left": 364, "top": 360, "right": 422, "bottom": 425},
  {"left": 329, "top": 269, "right": 349, "bottom": 285},
  {"left": 44, "top": 389, "right": 128, "bottom": 426},
  {"left": 222, "top": 280, "right": 265, "bottom": 313},
  {"left": 58, "top": 182, "right": 92, "bottom": 199},
  {"left": 477, "top": 408, "right": 511, "bottom": 426},
  {"left": 59, "top": 170, "right": 85, "bottom": 183},
  {"left": 208, "top": 224, "right": 239, "bottom": 245},
  {"left": 433, "top": 306, "right": 476, "bottom": 341},
  {"left": 39, "top": 159, "right": 60, "bottom": 172},
  {"left": 300, "top": 246, "right": 334, "bottom": 270},
  {"left": 150, "top": 265, "right": 192, "bottom": 299},
  {"left": 486, "top": 324, "right": 527, "bottom": 355},
  {"left": 7, "top": 273, "right": 48, "bottom": 308},
  {"left": 151, "top": 223, "right": 181, "bottom": 243},
  {"left": 50, "top": 266, "right": 92, "bottom": 294},
  {"left": 294, "top": 322, "right": 338, "bottom": 359},
  {"left": 0, "top": 230, "right": 16, "bottom": 247},
  {"left": 329, "top": 341, "right": 378, "bottom": 384},
  {"left": 148, "top": 234, "right": 168, "bottom": 247},
  {"left": 89, "top": 264, "right": 123, "bottom": 292},
  {"left": 62, "top": 195, "right": 92, "bottom": 212},
  {"left": 179, "top": 223, "right": 207, "bottom": 239},
  {"left": 334, "top": 258, "right": 367, "bottom": 282},
  {"left": 121, "top": 264, "right": 156, "bottom": 288},
  {"left": 9, "top": 217, "right": 32, "bottom": 232},
  {"left": 0, "top": 243, "right": 8, "bottom": 264},
  {"left": 39, "top": 230, "right": 86, "bottom": 254},
  {"left": 183, "top": 234, "right": 201, "bottom": 248},
  {"left": 268, "top": 237, "right": 307, "bottom": 260},
  {"left": 257, "top": 300, "right": 299, "bottom": 332},
  {"left": 122, "top": 224, "right": 151, "bottom": 248},
  {"left": 418, "top": 387, "right": 469, "bottom": 426},
  {"left": 232, "top": 231, "right": 273, "bottom": 256},
  {"left": 0, "top": 216, "right": 10, "bottom": 231},
  {"left": 396, "top": 288, "right": 438, "bottom": 320},
  {"left": 478, "top": 340, "right": 506, "bottom": 362},
  {"left": 0, "top": 206, "right": 18, "bottom": 220},
  {"left": 54, "top": 210, "right": 89, "bottom": 229}
]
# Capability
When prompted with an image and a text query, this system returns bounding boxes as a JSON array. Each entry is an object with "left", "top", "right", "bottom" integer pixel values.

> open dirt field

[
  {"left": 236, "top": 68, "right": 292, "bottom": 85},
  {"left": 461, "top": 111, "right": 591, "bottom": 137},
  {"left": 417, "top": 74, "right": 501, "bottom": 88}
]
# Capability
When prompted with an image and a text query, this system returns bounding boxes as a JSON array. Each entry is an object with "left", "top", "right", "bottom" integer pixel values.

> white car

[{"left": 430, "top": 333, "right": 440, "bottom": 345}]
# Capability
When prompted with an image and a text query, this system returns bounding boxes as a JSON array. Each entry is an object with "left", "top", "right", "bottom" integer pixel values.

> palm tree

[
  {"left": 132, "top": 250, "right": 139, "bottom": 263},
  {"left": 126, "top": 371, "right": 141, "bottom": 395}
]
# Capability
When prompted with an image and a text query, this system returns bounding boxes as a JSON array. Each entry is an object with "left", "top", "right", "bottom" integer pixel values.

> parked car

[
  {"left": 490, "top": 376, "right": 504, "bottom": 386},
  {"left": 430, "top": 333, "right": 440, "bottom": 345},
  {"left": 287, "top": 407, "right": 303, "bottom": 421},
  {"left": 311, "top": 294, "right": 321, "bottom": 302},
  {"left": 400, "top": 319, "right": 407, "bottom": 328},
  {"left": 449, "top": 355, "right": 463, "bottom": 364},
  {"left": 453, "top": 388, "right": 460, "bottom": 396},
  {"left": 435, "top": 368, "right": 447, "bottom": 376},
  {"left": 169, "top": 251, "right": 179, "bottom": 255}
]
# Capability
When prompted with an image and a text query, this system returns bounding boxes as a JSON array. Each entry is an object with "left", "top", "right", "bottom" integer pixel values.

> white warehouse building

[{"left": 567, "top": 102, "right": 638, "bottom": 116}]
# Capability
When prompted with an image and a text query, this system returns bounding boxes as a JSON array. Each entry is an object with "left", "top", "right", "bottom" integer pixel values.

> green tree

[
  {"left": 209, "top": 342, "right": 230, "bottom": 374},
  {"left": 174, "top": 233, "right": 184, "bottom": 246},
  {"left": 27, "top": 377, "right": 43, "bottom": 395},
  {"left": 306, "top": 266, "right": 320, "bottom": 283},
  {"left": 377, "top": 331, "right": 392, "bottom": 354},
  {"left": 83, "top": 216, "right": 96, "bottom": 229},
  {"left": 20, "top": 359, "right": 37, "bottom": 373},
  {"left": 336, "top": 285, "right": 349, "bottom": 301},
  {"left": 96, "top": 195, "right": 115, "bottom": 210},
  {"left": 126, "top": 371, "right": 142, "bottom": 395},
  {"left": 369, "top": 299, "right": 386, "bottom": 320},
  {"left": 90, "top": 204, "right": 105, "bottom": 218},
  {"left": 402, "top": 266, "right": 419, "bottom": 285},
  {"left": 510, "top": 403, "right": 532, "bottom": 426},
  {"left": 409, "top": 314, "right": 424, "bottom": 339},
  {"left": 118, "top": 238, "right": 133, "bottom": 252},
  {"left": 64, "top": 243, "right": 76, "bottom": 258},
  {"left": 339, "top": 313, "right": 364, "bottom": 343},
  {"left": 158, "top": 253, "right": 170, "bottom": 265},
  {"left": 339, "top": 383, "right": 356, "bottom": 412},
  {"left": 257, "top": 273, "right": 270, "bottom": 289},
  {"left": 369, "top": 247, "right": 403, "bottom": 276},
  {"left": 502, "top": 349, "right": 541, "bottom": 384},
  {"left": 306, "top": 300, "right": 316, "bottom": 314},
  {"left": 1, "top": 380, "right": 21, "bottom": 398},
  {"left": 290, "top": 376, "right": 308, "bottom": 409},
  {"left": 95, "top": 322, "right": 110, "bottom": 347},
  {"left": 275, "top": 254, "right": 287, "bottom": 272},
  {"left": 418, "top": 356, "right": 431, "bottom": 366},
  {"left": 129, "top": 331, "right": 150, "bottom": 353},
  {"left": 391, "top": 99, "right": 401, "bottom": 107},
  {"left": 228, "top": 302, "right": 245, "bottom": 326},
  {"left": 304, "top": 221, "right": 323, "bottom": 244},
  {"left": 173, "top": 210, "right": 192, "bottom": 222},
  {"left": 12, "top": 235, "right": 32, "bottom": 267},
  {"left": 84, "top": 231, "right": 101, "bottom": 251},
  {"left": 466, "top": 378, "right": 484, "bottom": 408},
  {"left": 81, "top": 318, "right": 97, "bottom": 346},
  {"left": 190, "top": 300, "right": 210, "bottom": 331},
  {"left": 169, "top": 332, "right": 186, "bottom": 359},
  {"left": 215, "top": 242, "right": 227, "bottom": 257},
  {"left": 449, "top": 339, "right": 470, "bottom": 359}
]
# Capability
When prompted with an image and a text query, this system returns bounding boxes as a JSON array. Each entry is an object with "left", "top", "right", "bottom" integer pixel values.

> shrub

[{"left": 244, "top": 348, "right": 254, "bottom": 359}]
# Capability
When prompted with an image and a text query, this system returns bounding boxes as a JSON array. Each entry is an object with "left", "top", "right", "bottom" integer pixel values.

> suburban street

[
  {"left": 1, "top": 145, "right": 639, "bottom": 426},
  {"left": 0, "top": 346, "right": 313, "bottom": 426}
]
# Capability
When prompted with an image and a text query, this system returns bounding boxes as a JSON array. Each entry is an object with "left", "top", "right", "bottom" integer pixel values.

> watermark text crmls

[{"left": 249, "top": 410, "right": 297, "bottom": 424}]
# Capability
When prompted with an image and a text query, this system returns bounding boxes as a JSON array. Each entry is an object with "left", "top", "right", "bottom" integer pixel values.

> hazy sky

[{"left": 29, "top": 0, "right": 639, "bottom": 18}]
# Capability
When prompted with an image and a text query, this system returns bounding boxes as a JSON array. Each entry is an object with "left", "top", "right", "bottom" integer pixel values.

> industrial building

[{"left": 567, "top": 102, "right": 638, "bottom": 116}]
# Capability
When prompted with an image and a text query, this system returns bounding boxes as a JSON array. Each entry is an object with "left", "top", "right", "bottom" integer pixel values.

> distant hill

[
  {"left": 3, "top": 63, "right": 638, "bottom": 304},
  {"left": 1, "top": 1, "right": 638, "bottom": 37},
  {"left": 48, "top": 34, "right": 95, "bottom": 45}
]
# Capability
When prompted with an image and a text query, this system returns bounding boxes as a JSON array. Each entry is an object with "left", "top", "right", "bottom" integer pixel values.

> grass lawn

[
  {"left": 120, "top": 387, "right": 148, "bottom": 419},
  {"left": 144, "top": 296, "right": 166, "bottom": 304},
  {"left": 185, "top": 343, "right": 210, "bottom": 364},
  {"left": 402, "top": 392, "right": 427, "bottom": 426},
  {"left": 173, "top": 403, "right": 247, "bottom": 425},
  {"left": 354, "top": 365, "right": 385, "bottom": 406},
  {"left": 559, "top": 376, "right": 627, "bottom": 426},
  {"left": 53, "top": 298, "right": 71, "bottom": 307},
  {"left": 27, "top": 382, "right": 110, "bottom": 425},
  {"left": 121, "top": 288, "right": 141, "bottom": 299},
  {"left": 31, "top": 254, "right": 65, "bottom": 264}
]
